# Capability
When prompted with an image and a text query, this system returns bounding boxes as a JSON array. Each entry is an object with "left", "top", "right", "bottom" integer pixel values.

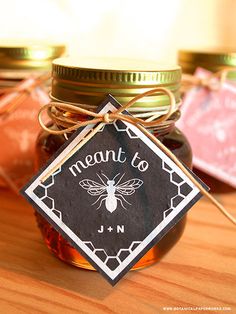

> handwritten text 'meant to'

[{"left": 68, "top": 147, "right": 149, "bottom": 176}]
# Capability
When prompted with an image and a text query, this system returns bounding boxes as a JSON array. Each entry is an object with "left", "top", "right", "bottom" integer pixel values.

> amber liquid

[{"left": 35, "top": 126, "right": 192, "bottom": 270}]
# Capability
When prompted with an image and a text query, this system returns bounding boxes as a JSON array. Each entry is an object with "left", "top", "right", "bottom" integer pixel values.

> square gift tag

[
  {"left": 21, "top": 95, "right": 207, "bottom": 285},
  {"left": 178, "top": 67, "right": 236, "bottom": 187}
]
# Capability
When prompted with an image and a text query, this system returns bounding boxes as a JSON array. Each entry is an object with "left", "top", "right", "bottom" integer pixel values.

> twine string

[
  {"left": 38, "top": 87, "right": 236, "bottom": 225},
  {"left": 38, "top": 87, "right": 175, "bottom": 135},
  {"left": 0, "top": 72, "right": 50, "bottom": 115},
  {"left": 181, "top": 67, "right": 236, "bottom": 93},
  {"left": 0, "top": 72, "right": 51, "bottom": 193}
]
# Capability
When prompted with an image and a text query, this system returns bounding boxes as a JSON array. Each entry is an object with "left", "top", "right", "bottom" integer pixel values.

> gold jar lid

[
  {"left": 0, "top": 40, "right": 66, "bottom": 70},
  {"left": 178, "top": 49, "right": 236, "bottom": 79},
  {"left": 52, "top": 57, "right": 181, "bottom": 109}
]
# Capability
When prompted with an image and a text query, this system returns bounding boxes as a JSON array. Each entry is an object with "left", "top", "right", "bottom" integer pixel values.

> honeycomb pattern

[
  {"left": 97, "top": 124, "right": 105, "bottom": 132},
  {"left": 162, "top": 161, "right": 193, "bottom": 219},
  {"left": 113, "top": 120, "right": 127, "bottom": 132},
  {"left": 33, "top": 167, "right": 62, "bottom": 220},
  {"left": 113, "top": 121, "right": 139, "bottom": 139},
  {"left": 97, "top": 120, "right": 139, "bottom": 139},
  {"left": 84, "top": 241, "right": 141, "bottom": 271}
]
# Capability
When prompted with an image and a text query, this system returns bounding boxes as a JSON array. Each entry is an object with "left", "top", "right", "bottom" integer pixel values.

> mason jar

[
  {"left": 178, "top": 49, "right": 236, "bottom": 75},
  {"left": 35, "top": 57, "right": 192, "bottom": 270},
  {"left": 0, "top": 42, "right": 66, "bottom": 90}
]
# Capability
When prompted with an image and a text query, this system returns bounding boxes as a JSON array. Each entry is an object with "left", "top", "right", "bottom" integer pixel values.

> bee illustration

[{"left": 79, "top": 173, "right": 143, "bottom": 213}]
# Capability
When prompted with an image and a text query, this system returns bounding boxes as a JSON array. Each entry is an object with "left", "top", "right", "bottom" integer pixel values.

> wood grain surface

[{"left": 0, "top": 188, "right": 235, "bottom": 314}]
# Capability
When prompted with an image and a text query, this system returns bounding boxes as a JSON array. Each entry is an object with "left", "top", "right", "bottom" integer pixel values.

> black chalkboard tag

[{"left": 21, "top": 95, "right": 208, "bottom": 286}]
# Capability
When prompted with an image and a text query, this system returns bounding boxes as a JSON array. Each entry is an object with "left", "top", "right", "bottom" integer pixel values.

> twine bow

[
  {"left": 39, "top": 87, "right": 176, "bottom": 134},
  {"left": 180, "top": 67, "right": 236, "bottom": 93},
  {"left": 39, "top": 87, "right": 236, "bottom": 225},
  {"left": 0, "top": 72, "right": 51, "bottom": 194},
  {"left": 0, "top": 72, "right": 50, "bottom": 116}
]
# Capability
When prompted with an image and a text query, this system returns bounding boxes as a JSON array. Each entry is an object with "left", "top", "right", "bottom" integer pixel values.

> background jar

[
  {"left": 0, "top": 42, "right": 66, "bottom": 92},
  {"left": 178, "top": 50, "right": 236, "bottom": 76},
  {"left": 0, "top": 42, "right": 66, "bottom": 189},
  {"left": 35, "top": 57, "right": 192, "bottom": 270},
  {"left": 178, "top": 50, "right": 236, "bottom": 193}
]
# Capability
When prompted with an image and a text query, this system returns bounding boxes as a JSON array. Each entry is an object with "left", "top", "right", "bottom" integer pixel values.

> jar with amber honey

[
  {"left": 178, "top": 49, "right": 236, "bottom": 76},
  {"left": 178, "top": 50, "right": 236, "bottom": 193},
  {"left": 35, "top": 58, "right": 192, "bottom": 270},
  {"left": 0, "top": 42, "right": 66, "bottom": 91},
  {"left": 0, "top": 42, "right": 66, "bottom": 190}
]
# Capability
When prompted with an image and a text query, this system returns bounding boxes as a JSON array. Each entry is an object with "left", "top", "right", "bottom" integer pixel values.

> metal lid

[
  {"left": 0, "top": 40, "right": 66, "bottom": 70},
  {"left": 178, "top": 49, "right": 236, "bottom": 79},
  {"left": 52, "top": 57, "right": 181, "bottom": 108}
]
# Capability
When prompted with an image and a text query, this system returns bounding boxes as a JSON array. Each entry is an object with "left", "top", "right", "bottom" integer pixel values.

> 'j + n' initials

[{"left": 97, "top": 225, "right": 125, "bottom": 233}]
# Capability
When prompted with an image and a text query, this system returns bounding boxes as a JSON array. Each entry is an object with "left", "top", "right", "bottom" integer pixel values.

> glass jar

[
  {"left": 178, "top": 50, "right": 236, "bottom": 193},
  {"left": 0, "top": 41, "right": 66, "bottom": 190},
  {"left": 178, "top": 50, "right": 236, "bottom": 76},
  {"left": 0, "top": 41, "right": 66, "bottom": 91},
  {"left": 35, "top": 58, "right": 192, "bottom": 270}
]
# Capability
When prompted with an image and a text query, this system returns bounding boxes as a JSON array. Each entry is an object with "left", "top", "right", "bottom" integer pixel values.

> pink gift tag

[
  {"left": 0, "top": 86, "right": 49, "bottom": 189},
  {"left": 178, "top": 68, "right": 236, "bottom": 187}
]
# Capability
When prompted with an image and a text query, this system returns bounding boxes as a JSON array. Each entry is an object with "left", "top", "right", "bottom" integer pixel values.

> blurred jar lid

[
  {"left": 52, "top": 57, "right": 181, "bottom": 109},
  {"left": 0, "top": 40, "right": 66, "bottom": 70},
  {"left": 178, "top": 49, "right": 236, "bottom": 80}
]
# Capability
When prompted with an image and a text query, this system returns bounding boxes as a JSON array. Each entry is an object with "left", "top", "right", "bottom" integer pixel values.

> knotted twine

[
  {"left": 0, "top": 72, "right": 50, "bottom": 115},
  {"left": 38, "top": 87, "right": 236, "bottom": 225},
  {"left": 180, "top": 67, "right": 236, "bottom": 93},
  {"left": 0, "top": 72, "right": 51, "bottom": 193}
]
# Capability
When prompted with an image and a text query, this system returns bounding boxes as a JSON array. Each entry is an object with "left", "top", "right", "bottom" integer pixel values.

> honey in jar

[{"left": 35, "top": 57, "right": 192, "bottom": 270}]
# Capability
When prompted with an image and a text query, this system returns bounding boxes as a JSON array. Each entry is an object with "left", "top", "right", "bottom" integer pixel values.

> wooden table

[{"left": 0, "top": 188, "right": 235, "bottom": 313}]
